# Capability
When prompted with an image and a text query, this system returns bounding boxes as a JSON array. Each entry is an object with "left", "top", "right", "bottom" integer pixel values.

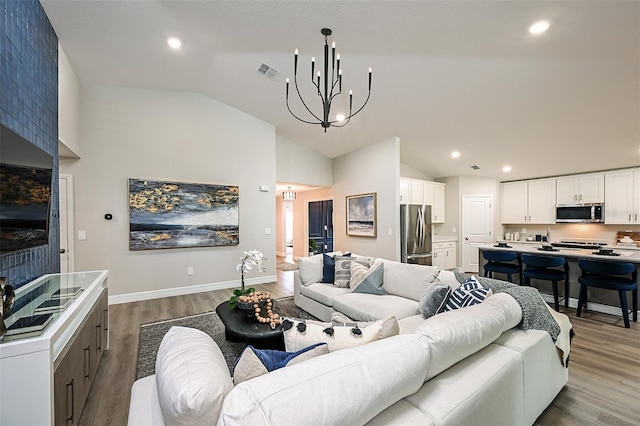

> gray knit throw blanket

[{"left": 455, "top": 273, "right": 561, "bottom": 342}]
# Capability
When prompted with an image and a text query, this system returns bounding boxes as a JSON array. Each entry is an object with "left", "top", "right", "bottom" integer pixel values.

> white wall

[
  {"left": 400, "top": 162, "right": 433, "bottom": 180},
  {"left": 58, "top": 44, "right": 81, "bottom": 157},
  {"left": 276, "top": 135, "right": 332, "bottom": 186},
  {"left": 60, "top": 87, "right": 277, "bottom": 299},
  {"left": 333, "top": 137, "right": 400, "bottom": 260}
]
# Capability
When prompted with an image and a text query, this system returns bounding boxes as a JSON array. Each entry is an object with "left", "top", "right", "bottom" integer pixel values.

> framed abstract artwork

[
  {"left": 128, "top": 178, "right": 239, "bottom": 250},
  {"left": 346, "top": 192, "right": 377, "bottom": 238}
]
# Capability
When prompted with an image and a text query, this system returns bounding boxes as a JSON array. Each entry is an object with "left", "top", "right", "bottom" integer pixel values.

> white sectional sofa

[{"left": 128, "top": 253, "right": 571, "bottom": 426}]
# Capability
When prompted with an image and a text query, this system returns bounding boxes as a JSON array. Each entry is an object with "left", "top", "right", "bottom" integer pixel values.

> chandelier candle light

[{"left": 286, "top": 28, "right": 372, "bottom": 131}]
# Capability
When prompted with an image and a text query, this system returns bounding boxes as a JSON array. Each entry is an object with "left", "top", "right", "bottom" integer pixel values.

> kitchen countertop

[
  {"left": 433, "top": 236, "right": 457, "bottom": 243},
  {"left": 479, "top": 243, "right": 640, "bottom": 264}
]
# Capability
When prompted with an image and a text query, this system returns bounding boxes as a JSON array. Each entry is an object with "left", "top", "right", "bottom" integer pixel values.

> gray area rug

[
  {"left": 135, "top": 297, "right": 314, "bottom": 380},
  {"left": 276, "top": 262, "right": 298, "bottom": 271}
]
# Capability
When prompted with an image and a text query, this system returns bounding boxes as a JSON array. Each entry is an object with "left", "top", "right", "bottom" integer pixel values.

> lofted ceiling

[{"left": 41, "top": 0, "right": 640, "bottom": 182}]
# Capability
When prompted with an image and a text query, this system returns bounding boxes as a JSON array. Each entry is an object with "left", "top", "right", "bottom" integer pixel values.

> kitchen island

[{"left": 478, "top": 243, "right": 639, "bottom": 319}]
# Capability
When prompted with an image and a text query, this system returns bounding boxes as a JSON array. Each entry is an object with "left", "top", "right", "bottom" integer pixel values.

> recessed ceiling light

[
  {"left": 529, "top": 21, "right": 550, "bottom": 35},
  {"left": 502, "top": 165, "right": 512, "bottom": 172},
  {"left": 167, "top": 37, "right": 182, "bottom": 49},
  {"left": 451, "top": 151, "right": 461, "bottom": 158}
]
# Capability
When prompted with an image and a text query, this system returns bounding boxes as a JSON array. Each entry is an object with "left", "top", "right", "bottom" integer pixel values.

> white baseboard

[
  {"left": 108, "top": 275, "right": 277, "bottom": 305},
  {"left": 540, "top": 293, "right": 636, "bottom": 317}
]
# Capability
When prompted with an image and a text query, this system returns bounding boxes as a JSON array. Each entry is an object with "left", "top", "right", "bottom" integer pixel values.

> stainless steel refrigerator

[{"left": 400, "top": 204, "right": 433, "bottom": 265}]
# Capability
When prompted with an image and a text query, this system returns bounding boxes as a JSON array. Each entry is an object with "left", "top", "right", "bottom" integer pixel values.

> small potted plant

[
  {"left": 309, "top": 239, "right": 318, "bottom": 256},
  {"left": 229, "top": 250, "right": 266, "bottom": 309}
]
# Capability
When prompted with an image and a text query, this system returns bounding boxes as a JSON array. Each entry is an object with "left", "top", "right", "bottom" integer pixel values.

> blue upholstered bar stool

[
  {"left": 521, "top": 254, "right": 568, "bottom": 312},
  {"left": 577, "top": 259, "right": 638, "bottom": 328},
  {"left": 483, "top": 250, "right": 522, "bottom": 283}
]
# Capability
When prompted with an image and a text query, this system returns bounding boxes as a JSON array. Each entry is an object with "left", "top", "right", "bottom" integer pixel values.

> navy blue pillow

[{"left": 321, "top": 252, "right": 350, "bottom": 283}]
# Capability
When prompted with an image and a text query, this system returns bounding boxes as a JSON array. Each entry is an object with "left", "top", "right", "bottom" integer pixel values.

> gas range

[{"left": 551, "top": 240, "right": 607, "bottom": 250}]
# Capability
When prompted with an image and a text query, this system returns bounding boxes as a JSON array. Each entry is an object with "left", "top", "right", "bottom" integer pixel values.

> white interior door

[
  {"left": 59, "top": 174, "right": 74, "bottom": 273},
  {"left": 461, "top": 195, "right": 492, "bottom": 273}
]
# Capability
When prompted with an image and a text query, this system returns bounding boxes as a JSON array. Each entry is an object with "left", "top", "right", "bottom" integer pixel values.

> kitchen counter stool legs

[
  {"left": 521, "top": 254, "right": 569, "bottom": 312},
  {"left": 577, "top": 260, "right": 638, "bottom": 328}
]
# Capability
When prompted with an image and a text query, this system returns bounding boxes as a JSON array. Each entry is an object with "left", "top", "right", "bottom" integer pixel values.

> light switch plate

[
  {"left": 259, "top": 185, "right": 269, "bottom": 192},
  {"left": 78, "top": 230, "right": 87, "bottom": 240},
  {"left": 265, "top": 228, "right": 272, "bottom": 235}
]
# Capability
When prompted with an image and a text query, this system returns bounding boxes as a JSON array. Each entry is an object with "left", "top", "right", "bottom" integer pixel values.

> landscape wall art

[
  {"left": 128, "top": 178, "right": 239, "bottom": 250},
  {"left": 346, "top": 192, "right": 377, "bottom": 238}
]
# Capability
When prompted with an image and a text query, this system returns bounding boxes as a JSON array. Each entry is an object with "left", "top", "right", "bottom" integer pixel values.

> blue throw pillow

[
  {"left": 321, "top": 252, "right": 350, "bottom": 283},
  {"left": 233, "top": 343, "right": 328, "bottom": 384},
  {"left": 445, "top": 276, "right": 492, "bottom": 311}
]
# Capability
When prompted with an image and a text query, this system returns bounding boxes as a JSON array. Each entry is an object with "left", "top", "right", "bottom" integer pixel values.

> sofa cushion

[
  {"left": 351, "top": 260, "right": 386, "bottom": 295},
  {"left": 321, "top": 252, "right": 350, "bottom": 283},
  {"left": 281, "top": 317, "right": 387, "bottom": 352},
  {"left": 218, "top": 334, "right": 431, "bottom": 426},
  {"left": 333, "top": 293, "right": 420, "bottom": 321},
  {"left": 127, "top": 375, "right": 165, "bottom": 426},
  {"left": 382, "top": 260, "right": 439, "bottom": 301},
  {"left": 299, "top": 283, "right": 349, "bottom": 306},
  {"left": 334, "top": 255, "right": 371, "bottom": 288},
  {"left": 403, "top": 344, "right": 523, "bottom": 426},
  {"left": 232, "top": 343, "right": 328, "bottom": 385},
  {"left": 397, "top": 314, "right": 427, "bottom": 334},
  {"left": 155, "top": 326, "right": 233, "bottom": 426},
  {"left": 417, "top": 292, "right": 522, "bottom": 379}
]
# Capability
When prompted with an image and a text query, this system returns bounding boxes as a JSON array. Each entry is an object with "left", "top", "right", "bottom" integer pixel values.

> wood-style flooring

[{"left": 79, "top": 266, "right": 639, "bottom": 426}]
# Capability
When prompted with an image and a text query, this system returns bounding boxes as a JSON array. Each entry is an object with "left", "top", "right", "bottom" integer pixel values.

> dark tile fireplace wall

[{"left": 0, "top": 0, "right": 60, "bottom": 288}]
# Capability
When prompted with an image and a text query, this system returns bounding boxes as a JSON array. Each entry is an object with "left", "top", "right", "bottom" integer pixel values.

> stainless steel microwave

[{"left": 556, "top": 203, "right": 604, "bottom": 223}]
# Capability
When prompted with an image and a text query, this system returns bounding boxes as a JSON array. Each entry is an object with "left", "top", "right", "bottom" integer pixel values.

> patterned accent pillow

[
  {"left": 333, "top": 256, "right": 370, "bottom": 288},
  {"left": 445, "top": 276, "right": 493, "bottom": 311},
  {"left": 350, "top": 260, "right": 385, "bottom": 295},
  {"left": 321, "top": 252, "right": 351, "bottom": 283}
]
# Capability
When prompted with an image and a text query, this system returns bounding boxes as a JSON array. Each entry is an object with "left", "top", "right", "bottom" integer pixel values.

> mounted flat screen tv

[{"left": 0, "top": 125, "right": 53, "bottom": 254}]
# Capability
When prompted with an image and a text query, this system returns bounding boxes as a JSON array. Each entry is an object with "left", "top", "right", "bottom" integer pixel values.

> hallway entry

[{"left": 308, "top": 200, "right": 333, "bottom": 254}]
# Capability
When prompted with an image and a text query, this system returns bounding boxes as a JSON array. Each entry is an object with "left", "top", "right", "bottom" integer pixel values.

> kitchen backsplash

[{"left": 501, "top": 223, "right": 640, "bottom": 244}]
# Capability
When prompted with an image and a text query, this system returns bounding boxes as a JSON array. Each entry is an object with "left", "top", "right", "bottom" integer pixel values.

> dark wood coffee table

[{"left": 215, "top": 301, "right": 285, "bottom": 349}]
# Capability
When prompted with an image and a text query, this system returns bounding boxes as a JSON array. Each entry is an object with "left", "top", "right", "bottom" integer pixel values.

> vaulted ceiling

[{"left": 41, "top": 0, "right": 640, "bottom": 181}]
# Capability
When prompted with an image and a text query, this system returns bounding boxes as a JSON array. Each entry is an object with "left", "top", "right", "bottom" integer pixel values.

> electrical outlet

[
  {"left": 522, "top": 228, "right": 527, "bottom": 234},
  {"left": 265, "top": 228, "right": 272, "bottom": 235},
  {"left": 388, "top": 228, "right": 393, "bottom": 236},
  {"left": 452, "top": 227, "right": 457, "bottom": 233},
  {"left": 187, "top": 267, "right": 194, "bottom": 276}
]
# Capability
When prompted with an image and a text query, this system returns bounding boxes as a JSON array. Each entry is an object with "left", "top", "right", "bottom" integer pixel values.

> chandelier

[
  {"left": 283, "top": 187, "right": 296, "bottom": 200},
  {"left": 286, "top": 28, "right": 372, "bottom": 132}
]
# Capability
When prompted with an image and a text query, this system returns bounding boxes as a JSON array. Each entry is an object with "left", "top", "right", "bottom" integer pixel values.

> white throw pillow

[
  {"left": 155, "top": 326, "right": 234, "bottom": 426},
  {"left": 282, "top": 317, "right": 384, "bottom": 352},
  {"left": 298, "top": 251, "right": 342, "bottom": 286}
]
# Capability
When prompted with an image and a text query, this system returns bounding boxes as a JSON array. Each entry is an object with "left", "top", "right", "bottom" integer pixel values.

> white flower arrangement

[{"left": 230, "top": 250, "right": 267, "bottom": 308}]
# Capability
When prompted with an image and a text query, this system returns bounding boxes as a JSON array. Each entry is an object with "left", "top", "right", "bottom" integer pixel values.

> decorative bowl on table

[{"left": 236, "top": 299, "right": 266, "bottom": 319}]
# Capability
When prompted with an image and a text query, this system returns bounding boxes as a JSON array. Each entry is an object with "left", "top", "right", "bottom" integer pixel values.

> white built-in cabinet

[
  {"left": 399, "top": 177, "right": 446, "bottom": 223},
  {"left": 502, "top": 178, "right": 557, "bottom": 224},
  {"left": 433, "top": 241, "right": 456, "bottom": 270},
  {"left": 604, "top": 169, "right": 640, "bottom": 224},
  {"left": 556, "top": 173, "right": 604, "bottom": 204}
]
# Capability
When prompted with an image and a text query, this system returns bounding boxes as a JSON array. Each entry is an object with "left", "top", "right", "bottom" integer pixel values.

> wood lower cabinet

[{"left": 54, "top": 289, "right": 108, "bottom": 426}]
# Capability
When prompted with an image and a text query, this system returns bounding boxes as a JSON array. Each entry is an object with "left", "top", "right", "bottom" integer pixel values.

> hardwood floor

[{"left": 79, "top": 269, "right": 639, "bottom": 425}]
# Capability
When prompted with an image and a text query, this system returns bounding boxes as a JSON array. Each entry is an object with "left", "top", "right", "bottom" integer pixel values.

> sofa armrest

[{"left": 128, "top": 375, "right": 166, "bottom": 426}]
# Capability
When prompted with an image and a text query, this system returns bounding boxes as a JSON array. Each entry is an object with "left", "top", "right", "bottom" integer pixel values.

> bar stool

[
  {"left": 521, "top": 254, "right": 568, "bottom": 312},
  {"left": 577, "top": 259, "right": 638, "bottom": 328},
  {"left": 483, "top": 250, "right": 521, "bottom": 283}
]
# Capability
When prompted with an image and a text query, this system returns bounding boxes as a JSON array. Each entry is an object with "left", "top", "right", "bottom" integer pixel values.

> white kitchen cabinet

[
  {"left": 433, "top": 241, "right": 456, "bottom": 270},
  {"left": 556, "top": 173, "right": 604, "bottom": 204},
  {"left": 605, "top": 169, "right": 640, "bottom": 224},
  {"left": 502, "top": 178, "right": 556, "bottom": 224},
  {"left": 399, "top": 177, "right": 446, "bottom": 223},
  {"left": 410, "top": 180, "right": 424, "bottom": 204},
  {"left": 400, "top": 178, "right": 411, "bottom": 204},
  {"left": 424, "top": 181, "right": 446, "bottom": 223}
]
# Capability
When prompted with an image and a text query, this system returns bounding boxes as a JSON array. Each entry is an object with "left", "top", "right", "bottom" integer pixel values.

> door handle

[
  {"left": 465, "top": 237, "right": 469, "bottom": 240},
  {"left": 60, "top": 248, "right": 66, "bottom": 254}
]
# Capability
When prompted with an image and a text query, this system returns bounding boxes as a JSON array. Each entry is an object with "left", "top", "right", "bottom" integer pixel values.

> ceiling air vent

[
  {"left": 470, "top": 165, "right": 480, "bottom": 170},
  {"left": 257, "top": 63, "right": 280, "bottom": 79}
]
